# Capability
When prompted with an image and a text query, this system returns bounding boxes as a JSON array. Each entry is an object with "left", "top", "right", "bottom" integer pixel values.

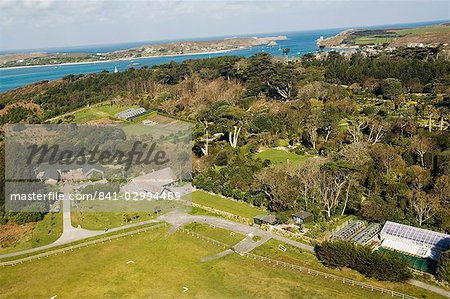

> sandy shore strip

[{"left": 0, "top": 48, "right": 242, "bottom": 71}]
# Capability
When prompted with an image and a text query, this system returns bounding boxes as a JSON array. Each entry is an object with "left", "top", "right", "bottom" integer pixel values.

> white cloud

[
  {"left": 22, "top": 0, "right": 56, "bottom": 9},
  {"left": 0, "top": 0, "right": 448, "bottom": 51}
]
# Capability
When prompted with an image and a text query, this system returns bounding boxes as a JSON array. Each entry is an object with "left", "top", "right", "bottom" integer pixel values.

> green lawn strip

[
  {"left": 250, "top": 239, "right": 444, "bottom": 299},
  {"left": 255, "top": 148, "right": 306, "bottom": 165},
  {"left": 393, "top": 26, "right": 450, "bottom": 36},
  {"left": 354, "top": 37, "right": 397, "bottom": 45},
  {"left": 129, "top": 110, "right": 158, "bottom": 123},
  {"left": 0, "top": 222, "right": 164, "bottom": 263},
  {"left": 189, "top": 190, "right": 267, "bottom": 219},
  {"left": 189, "top": 206, "right": 224, "bottom": 217},
  {"left": 0, "top": 213, "right": 62, "bottom": 255},
  {"left": 1, "top": 227, "right": 394, "bottom": 298},
  {"left": 183, "top": 222, "right": 245, "bottom": 246},
  {"left": 71, "top": 210, "right": 158, "bottom": 231},
  {"left": 72, "top": 105, "right": 139, "bottom": 123},
  {"left": 188, "top": 206, "right": 251, "bottom": 223}
]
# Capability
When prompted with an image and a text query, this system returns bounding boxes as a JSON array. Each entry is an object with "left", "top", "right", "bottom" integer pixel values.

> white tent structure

[{"left": 380, "top": 221, "right": 450, "bottom": 260}]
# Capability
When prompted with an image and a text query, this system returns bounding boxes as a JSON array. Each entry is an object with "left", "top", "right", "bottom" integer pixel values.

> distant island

[
  {"left": 316, "top": 23, "right": 450, "bottom": 53},
  {"left": 0, "top": 36, "right": 288, "bottom": 69}
]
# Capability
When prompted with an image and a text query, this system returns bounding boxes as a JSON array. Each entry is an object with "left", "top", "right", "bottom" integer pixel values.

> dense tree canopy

[{"left": 0, "top": 50, "right": 449, "bottom": 233}]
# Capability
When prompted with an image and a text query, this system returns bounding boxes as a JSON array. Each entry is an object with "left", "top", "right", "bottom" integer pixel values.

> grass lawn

[
  {"left": 70, "top": 197, "right": 188, "bottom": 230},
  {"left": 189, "top": 190, "right": 267, "bottom": 219},
  {"left": 251, "top": 239, "right": 444, "bottom": 299},
  {"left": 72, "top": 105, "right": 139, "bottom": 123},
  {"left": 392, "top": 26, "right": 450, "bottom": 36},
  {"left": 354, "top": 37, "right": 397, "bottom": 45},
  {"left": 0, "top": 213, "right": 62, "bottom": 255},
  {"left": 71, "top": 211, "right": 158, "bottom": 230},
  {"left": 183, "top": 222, "right": 245, "bottom": 246},
  {"left": 1, "top": 226, "right": 399, "bottom": 298},
  {"left": 255, "top": 149, "right": 306, "bottom": 165}
]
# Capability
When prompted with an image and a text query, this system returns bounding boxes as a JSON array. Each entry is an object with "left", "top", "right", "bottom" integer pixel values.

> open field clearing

[
  {"left": 392, "top": 25, "right": 450, "bottom": 36},
  {"left": 72, "top": 105, "right": 139, "bottom": 123},
  {"left": 255, "top": 149, "right": 307, "bottom": 165},
  {"left": 189, "top": 190, "right": 267, "bottom": 219},
  {"left": 1, "top": 226, "right": 407, "bottom": 299},
  {"left": 71, "top": 211, "right": 158, "bottom": 231},
  {"left": 183, "top": 222, "right": 245, "bottom": 246},
  {"left": 251, "top": 239, "right": 445, "bottom": 299},
  {"left": 0, "top": 213, "right": 62, "bottom": 255},
  {"left": 354, "top": 37, "right": 397, "bottom": 45}
]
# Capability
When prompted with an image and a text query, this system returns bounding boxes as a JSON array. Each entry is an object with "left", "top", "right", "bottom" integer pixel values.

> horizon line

[{"left": 1, "top": 18, "right": 448, "bottom": 54}]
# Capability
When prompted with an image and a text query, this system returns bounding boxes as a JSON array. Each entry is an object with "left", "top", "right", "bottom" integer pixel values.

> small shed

[
  {"left": 253, "top": 215, "right": 277, "bottom": 225},
  {"left": 292, "top": 211, "right": 313, "bottom": 224}
]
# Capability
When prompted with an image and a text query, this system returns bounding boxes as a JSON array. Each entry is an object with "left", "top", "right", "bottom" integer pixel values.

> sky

[{"left": 0, "top": 0, "right": 449, "bottom": 51}]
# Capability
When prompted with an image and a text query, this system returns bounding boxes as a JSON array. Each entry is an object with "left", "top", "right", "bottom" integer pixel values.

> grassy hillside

[
  {"left": 255, "top": 149, "right": 307, "bottom": 165},
  {"left": 0, "top": 213, "right": 62, "bottom": 254},
  {"left": 0, "top": 226, "right": 412, "bottom": 298},
  {"left": 189, "top": 190, "right": 267, "bottom": 219},
  {"left": 321, "top": 24, "right": 450, "bottom": 47}
]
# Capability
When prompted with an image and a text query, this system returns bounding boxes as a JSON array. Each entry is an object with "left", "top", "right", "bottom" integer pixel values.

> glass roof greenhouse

[{"left": 380, "top": 221, "right": 450, "bottom": 260}]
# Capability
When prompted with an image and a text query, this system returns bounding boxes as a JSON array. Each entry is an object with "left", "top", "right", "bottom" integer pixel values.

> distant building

[
  {"left": 292, "top": 211, "right": 313, "bottom": 225},
  {"left": 380, "top": 221, "right": 450, "bottom": 260},
  {"left": 115, "top": 107, "right": 147, "bottom": 121},
  {"left": 406, "top": 43, "right": 424, "bottom": 48},
  {"left": 36, "top": 162, "right": 104, "bottom": 185},
  {"left": 253, "top": 214, "right": 277, "bottom": 225},
  {"left": 121, "top": 167, "right": 176, "bottom": 196}
]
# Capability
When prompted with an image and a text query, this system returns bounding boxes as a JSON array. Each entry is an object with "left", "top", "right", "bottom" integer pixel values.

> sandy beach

[{"left": 0, "top": 48, "right": 239, "bottom": 71}]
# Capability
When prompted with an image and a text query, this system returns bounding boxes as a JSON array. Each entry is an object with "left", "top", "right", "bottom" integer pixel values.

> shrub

[
  {"left": 316, "top": 240, "right": 412, "bottom": 282},
  {"left": 437, "top": 250, "right": 450, "bottom": 283}
]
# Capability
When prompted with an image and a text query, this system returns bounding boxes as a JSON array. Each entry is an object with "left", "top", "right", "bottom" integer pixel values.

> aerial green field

[
  {"left": 70, "top": 195, "right": 188, "bottom": 230},
  {"left": 183, "top": 222, "right": 245, "bottom": 246},
  {"left": 251, "top": 239, "right": 444, "bottom": 299},
  {"left": 0, "top": 213, "right": 62, "bottom": 254},
  {"left": 72, "top": 105, "right": 139, "bottom": 123},
  {"left": 354, "top": 37, "right": 397, "bottom": 45},
  {"left": 1, "top": 226, "right": 401, "bottom": 298},
  {"left": 350, "top": 25, "right": 450, "bottom": 46},
  {"left": 71, "top": 211, "right": 158, "bottom": 231},
  {"left": 392, "top": 25, "right": 450, "bottom": 36},
  {"left": 255, "top": 149, "right": 306, "bottom": 165},
  {"left": 189, "top": 190, "right": 267, "bottom": 218}
]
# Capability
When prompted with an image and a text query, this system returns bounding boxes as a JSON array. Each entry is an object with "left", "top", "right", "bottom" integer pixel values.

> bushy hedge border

[{"left": 315, "top": 240, "right": 412, "bottom": 282}]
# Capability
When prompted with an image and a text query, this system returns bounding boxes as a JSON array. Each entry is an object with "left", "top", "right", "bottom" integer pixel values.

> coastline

[{"left": 0, "top": 48, "right": 240, "bottom": 71}]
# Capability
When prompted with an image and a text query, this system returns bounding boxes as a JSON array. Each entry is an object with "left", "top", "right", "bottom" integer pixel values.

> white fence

[
  {"left": 179, "top": 229, "right": 417, "bottom": 299},
  {"left": 177, "top": 228, "right": 230, "bottom": 248},
  {"left": 0, "top": 223, "right": 167, "bottom": 267}
]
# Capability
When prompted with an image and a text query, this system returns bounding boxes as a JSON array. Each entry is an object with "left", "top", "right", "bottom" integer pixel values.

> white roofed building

[
  {"left": 115, "top": 107, "right": 147, "bottom": 120},
  {"left": 121, "top": 167, "right": 176, "bottom": 195},
  {"left": 380, "top": 221, "right": 450, "bottom": 260}
]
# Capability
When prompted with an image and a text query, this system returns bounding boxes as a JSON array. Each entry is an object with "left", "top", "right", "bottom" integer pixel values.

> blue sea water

[{"left": 0, "top": 20, "right": 446, "bottom": 93}]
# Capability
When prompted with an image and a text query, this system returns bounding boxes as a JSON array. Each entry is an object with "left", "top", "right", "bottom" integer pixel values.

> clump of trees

[
  {"left": 0, "top": 50, "right": 450, "bottom": 231},
  {"left": 437, "top": 250, "right": 450, "bottom": 283},
  {"left": 316, "top": 240, "right": 412, "bottom": 282}
]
